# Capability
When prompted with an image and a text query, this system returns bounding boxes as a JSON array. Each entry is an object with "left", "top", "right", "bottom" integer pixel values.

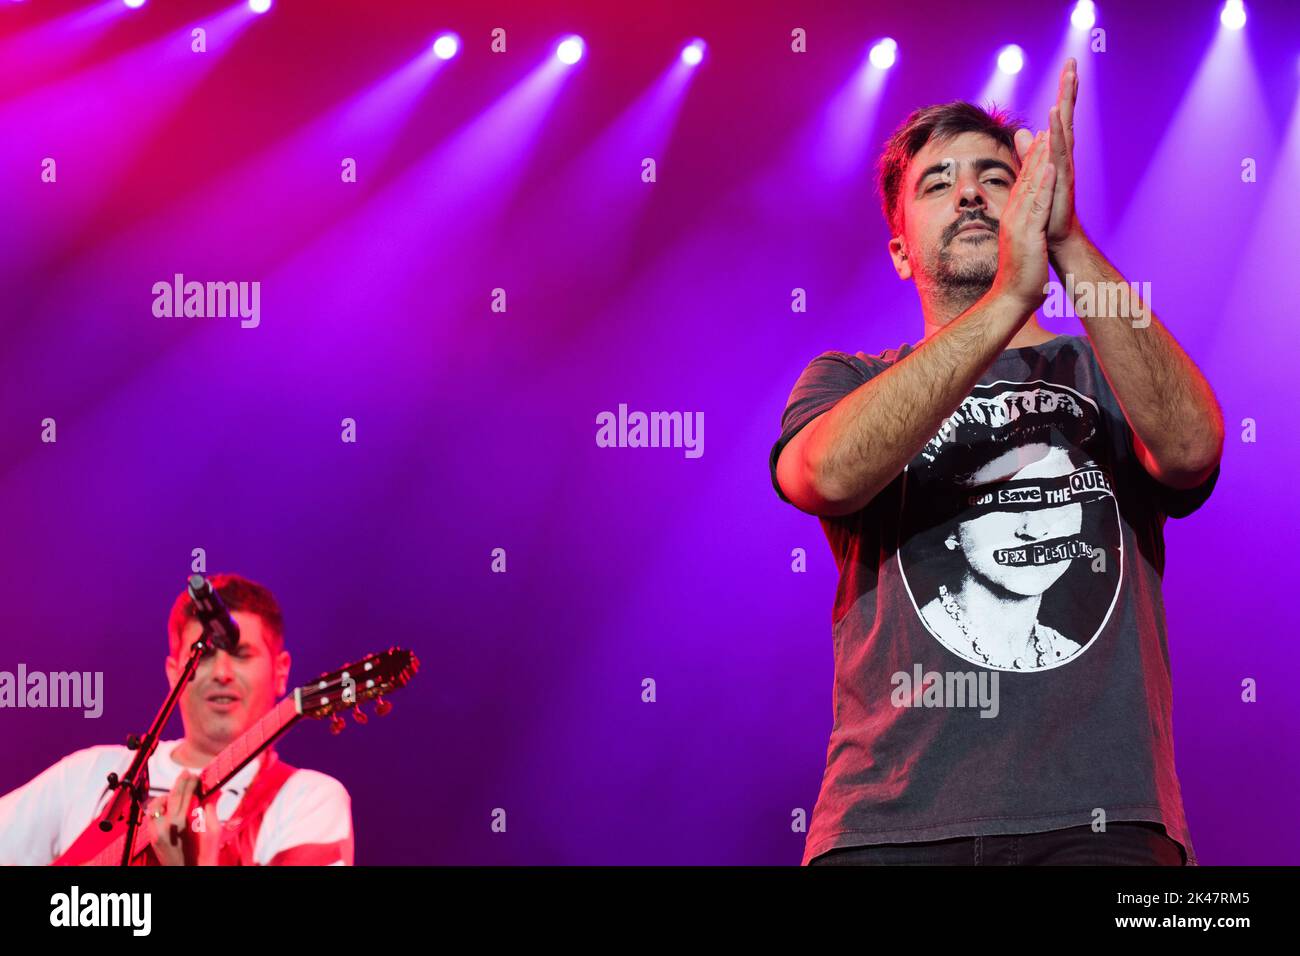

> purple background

[{"left": 1, "top": 0, "right": 1296, "bottom": 864}]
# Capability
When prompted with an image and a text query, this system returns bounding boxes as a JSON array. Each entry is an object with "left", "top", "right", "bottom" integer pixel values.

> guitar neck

[
  {"left": 197, "top": 695, "right": 302, "bottom": 799},
  {"left": 84, "top": 694, "right": 303, "bottom": 866}
]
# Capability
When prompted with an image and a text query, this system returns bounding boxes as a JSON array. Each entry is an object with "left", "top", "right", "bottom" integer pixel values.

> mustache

[{"left": 943, "top": 212, "right": 1000, "bottom": 245}]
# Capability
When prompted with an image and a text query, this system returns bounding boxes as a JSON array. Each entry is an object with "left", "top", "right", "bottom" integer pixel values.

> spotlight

[
  {"left": 249, "top": 0, "right": 272, "bottom": 13},
  {"left": 1071, "top": 1, "right": 1097, "bottom": 30},
  {"left": 1220, "top": 0, "right": 1246, "bottom": 30},
  {"left": 432, "top": 32, "right": 460, "bottom": 60},
  {"left": 997, "top": 44, "right": 1025, "bottom": 76},
  {"left": 681, "top": 38, "right": 706, "bottom": 66},
  {"left": 556, "top": 35, "right": 585, "bottom": 65},
  {"left": 869, "top": 37, "right": 897, "bottom": 70},
  {"left": 123, "top": 0, "right": 146, "bottom": 8}
]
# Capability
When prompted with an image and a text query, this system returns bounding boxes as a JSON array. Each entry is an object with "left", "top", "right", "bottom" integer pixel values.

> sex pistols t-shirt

[{"left": 768, "top": 334, "right": 1219, "bottom": 865}]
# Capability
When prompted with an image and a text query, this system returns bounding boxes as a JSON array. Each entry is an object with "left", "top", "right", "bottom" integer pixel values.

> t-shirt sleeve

[
  {"left": 1138, "top": 459, "right": 1221, "bottom": 519},
  {"left": 1123, "top": 426, "right": 1221, "bottom": 520},
  {"left": 256, "top": 770, "right": 355, "bottom": 866},
  {"left": 0, "top": 749, "right": 100, "bottom": 865},
  {"left": 769, "top": 351, "right": 875, "bottom": 505},
  {"left": 1082, "top": 336, "right": 1220, "bottom": 521}
]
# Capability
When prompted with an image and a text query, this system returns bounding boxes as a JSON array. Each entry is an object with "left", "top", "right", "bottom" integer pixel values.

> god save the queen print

[{"left": 897, "top": 380, "right": 1122, "bottom": 672}]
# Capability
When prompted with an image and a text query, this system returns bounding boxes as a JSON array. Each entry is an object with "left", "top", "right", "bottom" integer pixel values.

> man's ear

[
  {"left": 273, "top": 650, "right": 291, "bottom": 698},
  {"left": 888, "top": 235, "right": 913, "bottom": 280},
  {"left": 165, "top": 654, "right": 179, "bottom": 690}
]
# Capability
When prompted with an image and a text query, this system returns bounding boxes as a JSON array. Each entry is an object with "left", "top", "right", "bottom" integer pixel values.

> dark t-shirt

[{"left": 769, "top": 334, "right": 1219, "bottom": 865}]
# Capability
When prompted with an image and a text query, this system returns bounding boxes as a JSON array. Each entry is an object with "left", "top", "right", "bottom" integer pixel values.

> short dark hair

[
  {"left": 167, "top": 573, "right": 285, "bottom": 658},
  {"left": 876, "top": 101, "right": 1024, "bottom": 236}
]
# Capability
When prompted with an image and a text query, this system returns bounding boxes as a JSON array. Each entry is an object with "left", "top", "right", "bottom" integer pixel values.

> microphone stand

[{"left": 97, "top": 628, "right": 218, "bottom": 866}]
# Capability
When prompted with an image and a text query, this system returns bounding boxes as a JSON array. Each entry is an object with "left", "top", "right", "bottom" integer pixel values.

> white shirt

[{"left": 0, "top": 739, "right": 353, "bottom": 865}]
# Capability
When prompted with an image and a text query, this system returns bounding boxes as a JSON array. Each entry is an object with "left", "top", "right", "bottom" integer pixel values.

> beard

[{"left": 916, "top": 216, "right": 1000, "bottom": 306}]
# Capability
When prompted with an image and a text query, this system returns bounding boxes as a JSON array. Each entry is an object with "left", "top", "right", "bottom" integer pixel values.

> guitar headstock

[{"left": 296, "top": 647, "right": 418, "bottom": 727}]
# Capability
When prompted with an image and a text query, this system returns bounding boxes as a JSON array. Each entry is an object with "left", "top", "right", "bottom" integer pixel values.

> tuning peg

[
  {"left": 375, "top": 697, "right": 392, "bottom": 717},
  {"left": 329, "top": 714, "right": 346, "bottom": 735},
  {"left": 351, "top": 705, "right": 368, "bottom": 725}
]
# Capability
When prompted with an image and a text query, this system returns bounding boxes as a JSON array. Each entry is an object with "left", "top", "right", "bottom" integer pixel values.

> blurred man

[{"left": 0, "top": 573, "right": 354, "bottom": 865}]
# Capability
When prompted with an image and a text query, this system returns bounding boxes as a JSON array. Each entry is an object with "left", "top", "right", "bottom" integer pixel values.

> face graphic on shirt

[
  {"left": 898, "top": 380, "right": 1123, "bottom": 672},
  {"left": 950, "top": 443, "right": 1083, "bottom": 597}
]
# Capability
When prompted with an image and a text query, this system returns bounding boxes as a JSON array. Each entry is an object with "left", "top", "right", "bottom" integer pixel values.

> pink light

[
  {"left": 432, "top": 33, "right": 460, "bottom": 60},
  {"left": 1071, "top": 1, "right": 1097, "bottom": 30},
  {"left": 556, "top": 35, "right": 585, "bottom": 65},
  {"left": 997, "top": 44, "right": 1025, "bottom": 75},
  {"left": 681, "top": 39, "right": 706, "bottom": 67},
  {"left": 869, "top": 38, "right": 897, "bottom": 70}
]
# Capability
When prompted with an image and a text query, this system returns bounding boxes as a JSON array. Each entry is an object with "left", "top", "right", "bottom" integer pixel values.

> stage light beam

[
  {"left": 248, "top": 0, "right": 272, "bottom": 12},
  {"left": 681, "top": 39, "right": 706, "bottom": 67},
  {"left": 1071, "top": 1, "right": 1097, "bottom": 30},
  {"left": 869, "top": 38, "right": 897, "bottom": 70},
  {"left": 123, "top": 0, "right": 146, "bottom": 9},
  {"left": 997, "top": 44, "right": 1025, "bottom": 75},
  {"left": 1221, "top": 1, "right": 1246, "bottom": 30},
  {"left": 556, "top": 36, "right": 585, "bottom": 65}
]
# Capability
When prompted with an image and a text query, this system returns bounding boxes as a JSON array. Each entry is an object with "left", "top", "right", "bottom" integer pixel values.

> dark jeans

[{"left": 808, "top": 822, "right": 1186, "bottom": 866}]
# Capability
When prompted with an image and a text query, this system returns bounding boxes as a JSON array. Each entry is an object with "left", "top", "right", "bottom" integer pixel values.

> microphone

[{"left": 186, "top": 574, "right": 241, "bottom": 653}]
